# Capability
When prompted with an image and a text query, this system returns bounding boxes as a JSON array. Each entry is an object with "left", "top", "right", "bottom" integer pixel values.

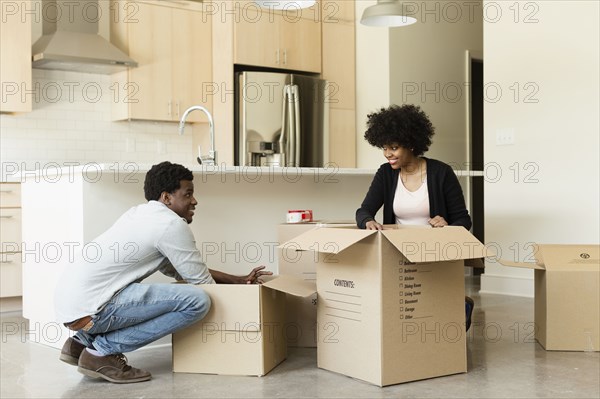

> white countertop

[{"left": 9, "top": 162, "right": 484, "bottom": 182}]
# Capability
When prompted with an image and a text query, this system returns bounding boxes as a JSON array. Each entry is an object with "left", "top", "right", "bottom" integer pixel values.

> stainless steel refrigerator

[{"left": 235, "top": 71, "right": 329, "bottom": 167}]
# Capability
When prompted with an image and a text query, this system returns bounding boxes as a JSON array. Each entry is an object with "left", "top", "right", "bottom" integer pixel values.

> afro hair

[
  {"left": 144, "top": 161, "right": 194, "bottom": 201},
  {"left": 364, "top": 104, "right": 435, "bottom": 156}
]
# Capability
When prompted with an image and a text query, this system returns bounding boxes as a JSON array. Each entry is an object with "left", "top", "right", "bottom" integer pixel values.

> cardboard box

[
  {"left": 278, "top": 221, "right": 354, "bottom": 347},
  {"left": 286, "top": 225, "right": 489, "bottom": 387},
  {"left": 172, "top": 276, "right": 316, "bottom": 376},
  {"left": 500, "top": 244, "right": 599, "bottom": 351}
]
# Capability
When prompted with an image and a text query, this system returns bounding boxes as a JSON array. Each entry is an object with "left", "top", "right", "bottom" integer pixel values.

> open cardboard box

[
  {"left": 172, "top": 275, "right": 316, "bottom": 376},
  {"left": 499, "top": 244, "right": 599, "bottom": 351},
  {"left": 278, "top": 221, "right": 354, "bottom": 347},
  {"left": 284, "top": 225, "right": 490, "bottom": 387}
]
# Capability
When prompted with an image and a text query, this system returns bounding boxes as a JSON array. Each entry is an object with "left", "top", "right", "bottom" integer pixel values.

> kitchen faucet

[{"left": 178, "top": 105, "right": 216, "bottom": 166}]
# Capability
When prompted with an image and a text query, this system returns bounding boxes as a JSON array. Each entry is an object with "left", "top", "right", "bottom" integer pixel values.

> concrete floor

[{"left": 1, "top": 277, "right": 599, "bottom": 399}]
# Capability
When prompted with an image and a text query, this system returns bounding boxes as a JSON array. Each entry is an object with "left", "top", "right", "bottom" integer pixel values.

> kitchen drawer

[
  {"left": 0, "top": 208, "right": 22, "bottom": 252},
  {"left": 0, "top": 253, "right": 22, "bottom": 297},
  {"left": 0, "top": 183, "right": 21, "bottom": 208}
]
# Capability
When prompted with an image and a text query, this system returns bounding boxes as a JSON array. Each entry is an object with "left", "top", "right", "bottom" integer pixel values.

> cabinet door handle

[
  {"left": 0, "top": 190, "right": 13, "bottom": 193},
  {"left": 276, "top": 49, "right": 280, "bottom": 65},
  {"left": 176, "top": 102, "right": 180, "bottom": 118},
  {"left": 168, "top": 101, "right": 172, "bottom": 117},
  {"left": 283, "top": 49, "right": 287, "bottom": 65},
  {"left": 0, "top": 215, "right": 13, "bottom": 219}
]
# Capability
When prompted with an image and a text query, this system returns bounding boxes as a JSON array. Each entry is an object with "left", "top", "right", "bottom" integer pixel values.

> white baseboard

[{"left": 480, "top": 274, "right": 534, "bottom": 297}]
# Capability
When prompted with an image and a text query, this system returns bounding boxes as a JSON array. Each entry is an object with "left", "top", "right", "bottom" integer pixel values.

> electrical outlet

[{"left": 496, "top": 128, "right": 515, "bottom": 146}]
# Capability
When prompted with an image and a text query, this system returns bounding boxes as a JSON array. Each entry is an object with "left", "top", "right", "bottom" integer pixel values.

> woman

[
  {"left": 355, "top": 104, "right": 475, "bottom": 330},
  {"left": 356, "top": 104, "right": 471, "bottom": 230}
]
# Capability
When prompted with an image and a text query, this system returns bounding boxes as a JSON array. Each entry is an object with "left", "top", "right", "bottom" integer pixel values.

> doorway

[{"left": 469, "top": 56, "right": 484, "bottom": 275}]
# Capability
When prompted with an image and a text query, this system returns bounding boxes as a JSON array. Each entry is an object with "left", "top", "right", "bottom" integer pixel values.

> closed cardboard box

[
  {"left": 500, "top": 244, "right": 599, "bottom": 351},
  {"left": 172, "top": 276, "right": 316, "bottom": 376},
  {"left": 286, "top": 225, "right": 489, "bottom": 387}
]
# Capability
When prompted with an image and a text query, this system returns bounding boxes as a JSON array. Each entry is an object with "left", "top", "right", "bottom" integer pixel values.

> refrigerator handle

[
  {"left": 291, "top": 85, "right": 301, "bottom": 167},
  {"left": 285, "top": 84, "right": 296, "bottom": 166},
  {"left": 287, "top": 85, "right": 295, "bottom": 166},
  {"left": 279, "top": 84, "right": 289, "bottom": 166}
]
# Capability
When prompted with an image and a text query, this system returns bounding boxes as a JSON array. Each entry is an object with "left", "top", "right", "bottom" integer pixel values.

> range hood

[{"left": 32, "top": 0, "right": 137, "bottom": 74}]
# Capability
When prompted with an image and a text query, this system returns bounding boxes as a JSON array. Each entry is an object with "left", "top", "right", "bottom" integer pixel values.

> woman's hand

[
  {"left": 243, "top": 265, "right": 273, "bottom": 284},
  {"left": 365, "top": 220, "right": 384, "bottom": 230},
  {"left": 429, "top": 215, "right": 448, "bottom": 228}
]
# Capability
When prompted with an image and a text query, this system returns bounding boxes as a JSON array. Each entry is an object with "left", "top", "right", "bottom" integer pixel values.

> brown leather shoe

[
  {"left": 59, "top": 337, "right": 86, "bottom": 366},
  {"left": 77, "top": 349, "right": 152, "bottom": 383}
]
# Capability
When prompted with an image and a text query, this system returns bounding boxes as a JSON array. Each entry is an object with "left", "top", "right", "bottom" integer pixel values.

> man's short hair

[{"left": 144, "top": 161, "right": 193, "bottom": 201}]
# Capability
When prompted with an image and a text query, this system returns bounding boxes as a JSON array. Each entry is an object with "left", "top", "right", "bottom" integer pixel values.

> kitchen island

[
  {"left": 19, "top": 163, "right": 375, "bottom": 348},
  {"left": 18, "top": 163, "right": 481, "bottom": 348}
]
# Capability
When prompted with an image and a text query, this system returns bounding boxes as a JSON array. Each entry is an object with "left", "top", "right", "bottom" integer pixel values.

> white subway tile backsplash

[
  {"left": 0, "top": 116, "right": 17, "bottom": 128},
  {"left": 16, "top": 119, "right": 37, "bottom": 129},
  {"left": 1, "top": 70, "right": 195, "bottom": 172},
  {"left": 47, "top": 149, "right": 68, "bottom": 160},
  {"left": 41, "top": 120, "right": 58, "bottom": 130},
  {"left": 65, "top": 150, "right": 82, "bottom": 160}
]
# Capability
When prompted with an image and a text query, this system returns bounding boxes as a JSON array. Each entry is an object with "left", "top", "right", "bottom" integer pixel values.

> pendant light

[
  {"left": 360, "top": 0, "right": 417, "bottom": 27},
  {"left": 254, "top": 0, "right": 316, "bottom": 10}
]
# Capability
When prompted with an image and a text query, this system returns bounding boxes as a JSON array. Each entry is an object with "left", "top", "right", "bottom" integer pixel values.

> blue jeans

[{"left": 75, "top": 283, "right": 211, "bottom": 356}]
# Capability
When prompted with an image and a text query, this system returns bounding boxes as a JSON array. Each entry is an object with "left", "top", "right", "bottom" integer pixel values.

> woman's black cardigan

[{"left": 355, "top": 158, "right": 472, "bottom": 230}]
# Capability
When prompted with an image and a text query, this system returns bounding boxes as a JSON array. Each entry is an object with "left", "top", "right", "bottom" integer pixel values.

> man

[{"left": 55, "top": 161, "right": 271, "bottom": 384}]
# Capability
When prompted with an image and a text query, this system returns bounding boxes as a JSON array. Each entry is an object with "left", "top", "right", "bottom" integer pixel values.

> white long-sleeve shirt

[{"left": 55, "top": 201, "right": 215, "bottom": 323}]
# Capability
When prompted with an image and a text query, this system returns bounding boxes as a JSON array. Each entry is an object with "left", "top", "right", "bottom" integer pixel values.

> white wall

[
  {"left": 355, "top": 1, "right": 483, "bottom": 169},
  {"left": 481, "top": 0, "right": 600, "bottom": 296},
  {"left": 389, "top": 1, "right": 482, "bottom": 167}
]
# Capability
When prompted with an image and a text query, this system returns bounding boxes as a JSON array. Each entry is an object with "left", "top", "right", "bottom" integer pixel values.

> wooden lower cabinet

[{"left": 0, "top": 183, "right": 22, "bottom": 304}]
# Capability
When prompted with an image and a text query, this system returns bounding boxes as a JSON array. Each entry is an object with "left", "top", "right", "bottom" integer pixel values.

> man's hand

[
  {"left": 209, "top": 266, "right": 272, "bottom": 284},
  {"left": 243, "top": 265, "right": 273, "bottom": 284}
]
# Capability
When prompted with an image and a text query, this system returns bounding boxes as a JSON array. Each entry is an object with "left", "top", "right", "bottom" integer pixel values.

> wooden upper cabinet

[
  {"left": 279, "top": 16, "right": 322, "bottom": 73},
  {"left": 110, "top": 0, "right": 212, "bottom": 122},
  {"left": 126, "top": 2, "right": 173, "bottom": 121},
  {"left": 322, "top": 0, "right": 355, "bottom": 23},
  {"left": 234, "top": 11, "right": 280, "bottom": 69},
  {"left": 322, "top": 21, "right": 355, "bottom": 110},
  {"left": 171, "top": 7, "right": 213, "bottom": 122},
  {"left": 0, "top": 5, "right": 32, "bottom": 113},
  {"left": 234, "top": 5, "right": 322, "bottom": 73},
  {"left": 321, "top": 0, "right": 356, "bottom": 168}
]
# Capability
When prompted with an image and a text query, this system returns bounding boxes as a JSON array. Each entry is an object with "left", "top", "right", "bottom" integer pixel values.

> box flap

[
  {"left": 280, "top": 227, "right": 377, "bottom": 254},
  {"left": 262, "top": 275, "right": 316, "bottom": 297},
  {"left": 381, "top": 226, "right": 490, "bottom": 263},
  {"left": 536, "top": 244, "right": 600, "bottom": 271},
  {"left": 498, "top": 259, "right": 545, "bottom": 270}
]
